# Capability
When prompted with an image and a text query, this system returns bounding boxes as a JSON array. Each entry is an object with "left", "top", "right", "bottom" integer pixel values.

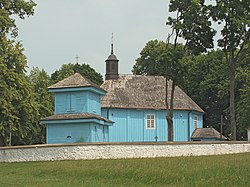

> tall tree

[
  {"left": 0, "top": 0, "right": 36, "bottom": 146},
  {"left": 0, "top": 37, "right": 38, "bottom": 146},
  {"left": 51, "top": 63, "right": 103, "bottom": 85},
  {"left": 164, "top": 0, "right": 215, "bottom": 141},
  {"left": 133, "top": 40, "right": 186, "bottom": 141},
  {"left": 134, "top": 1, "right": 215, "bottom": 141},
  {"left": 236, "top": 47, "right": 250, "bottom": 139},
  {"left": 29, "top": 67, "right": 54, "bottom": 144},
  {"left": 181, "top": 50, "right": 229, "bottom": 135},
  {"left": 209, "top": 1, "right": 250, "bottom": 140}
]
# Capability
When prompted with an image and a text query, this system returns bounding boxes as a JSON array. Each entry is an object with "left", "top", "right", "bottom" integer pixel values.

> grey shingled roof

[
  {"left": 48, "top": 73, "right": 105, "bottom": 91},
  {"left": 191, "top": 128, "right": 227, "bottom": 140},
  {"left": 101, "top": 75, "right": 204, "bottom": 113},
  {"left": 42, "top": 113, "right": 113, "bottom": 123}
]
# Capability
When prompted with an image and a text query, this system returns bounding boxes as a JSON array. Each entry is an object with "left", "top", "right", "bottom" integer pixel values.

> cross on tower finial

[
  {"left": 111, "top": 33, "right": 114, "bottom": 54},
  {"left": 75, "top": 55, "right": 80, "bottom": 63}
]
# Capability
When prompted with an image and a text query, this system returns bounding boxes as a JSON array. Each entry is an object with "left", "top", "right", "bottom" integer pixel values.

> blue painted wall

[
  {"left": 90, "top": 124, "right": 109, "bottom": 142},
  {"left": 54, "top": 91, "right": 102, "bottom": 115},
  {"left": 47, "top": 84, "right": 203, "bottom": 144},
  {"left": 88, "top": 92, "right": 101, "bottom": 115},
  {"left": 189, "top": 112, "right": 203, "bottom": 138},
  {"left": 101, "top": 108, "right": 203, "bottom": 142},
  {"left": 47, "top": 123, "right": 91, "bottom": 144},
  {"left": 46, "top": 123, "right": 109, "bottom": 144}
]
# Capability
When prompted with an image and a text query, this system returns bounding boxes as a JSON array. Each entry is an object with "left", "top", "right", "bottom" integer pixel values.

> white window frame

[
  {"left": 194, "top": 115, "right": 198, "bottom": 129},
  {"left": 146, "top": 114, "right": 155, "bottom": 129}
]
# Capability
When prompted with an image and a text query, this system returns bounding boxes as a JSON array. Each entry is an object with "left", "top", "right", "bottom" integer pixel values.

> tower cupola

[{"left": 105, "top": 43, "right": 119, "bottom": 80}]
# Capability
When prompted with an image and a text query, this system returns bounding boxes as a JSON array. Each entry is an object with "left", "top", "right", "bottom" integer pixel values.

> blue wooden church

[{"left": 42, "top": 45, "right": 204, "bottom": 144}]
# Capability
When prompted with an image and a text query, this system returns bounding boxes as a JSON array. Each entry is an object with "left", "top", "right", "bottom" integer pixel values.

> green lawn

[{"left": 0, "top": 153, "right": 249, "bottom": 187}]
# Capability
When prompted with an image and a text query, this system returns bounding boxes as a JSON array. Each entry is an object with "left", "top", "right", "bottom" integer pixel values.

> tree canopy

[
  {"left": 162, "top": 0, "right": 250, "bottom": 140},
  {"left": 0, "top": 0, "right": 36, "bottom": 146},
  {"left": 133, "top": 40, "right": 250, "bottom": 140},
  {"left": 0, "top": 0, "right": 36, "bottom": 37},
  {"left": 0, "top": 37, "right": 39, "bottom": 146},
  {"left": 133, "top": 39, "right": 187, "bottom": 141},
  {"left": 51, "top": 63, "right": 103, "bottom": 85},
  {"left": 208, "top": 0, "right": 250, "bottom": 140}
]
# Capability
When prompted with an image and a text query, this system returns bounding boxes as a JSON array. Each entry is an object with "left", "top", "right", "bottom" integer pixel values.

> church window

[
  {"left": 146, "top": 114, "right": 155, "bottom": 129},
  {"left": 66, "top": 94, "right": 77, "bottom": 112}
]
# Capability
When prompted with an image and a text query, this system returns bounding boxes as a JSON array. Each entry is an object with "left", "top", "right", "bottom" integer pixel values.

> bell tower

[{"left": 105, "top": 40, "right": 119, "bottom": 80}]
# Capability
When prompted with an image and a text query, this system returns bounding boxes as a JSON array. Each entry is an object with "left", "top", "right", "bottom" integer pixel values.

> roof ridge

[{"left": 119, "top": 74, "right": 165, "bottom": 78}]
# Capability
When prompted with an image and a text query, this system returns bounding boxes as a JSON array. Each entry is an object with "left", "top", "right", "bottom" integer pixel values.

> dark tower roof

[
  {"left": 106, "top": 44, "right": 118, "bottom": 61},
  {"left": 105, "top": 43, "right": 119, "bottom": 80}
]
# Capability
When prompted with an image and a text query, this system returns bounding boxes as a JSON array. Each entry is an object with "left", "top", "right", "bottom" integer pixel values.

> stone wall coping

[{"left": 1, "top": 141, "right": 249, "bottom": 150}]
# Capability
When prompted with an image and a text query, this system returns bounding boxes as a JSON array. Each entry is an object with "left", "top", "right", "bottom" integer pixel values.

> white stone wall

[
  {"left": 0, "top": 142, "right": 250, "bottom": 163},
  {"left": 248, "top": 130, "right": 250, "bottom": 141}
]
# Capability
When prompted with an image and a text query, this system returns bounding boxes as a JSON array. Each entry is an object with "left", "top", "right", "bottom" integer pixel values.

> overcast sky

[{"left": 16, "top": 0, "right": 170, "bottom": 77}]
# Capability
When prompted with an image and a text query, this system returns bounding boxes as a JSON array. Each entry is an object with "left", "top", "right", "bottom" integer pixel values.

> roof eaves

[{"left": 101, "top": 106, "right": 204, "bottom": 113}]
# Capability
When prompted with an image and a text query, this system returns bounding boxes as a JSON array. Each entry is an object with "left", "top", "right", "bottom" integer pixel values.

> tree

[
  {"left": 208, "top": 1, "right": 250, "bottom": 140},
  {"left": 0, "top": 0, "right": 36, "bottom": 37},
  {"left": 181, "top": 50, "right": 229, "bottom": 135},
  {"left": 0, "top": 0, "right": 36, "bottom": 146},
  {"left": 166, "top": 0, "right": 250, "bottom": 140},
  {"left": 236, "top": 47, "right": 250, "bottom": 139},
  {"left": 164, "top": 0, "right": 215, "bottom": 141},
  {"left": 167, "top": 0, "right": 216, "bottom": 55},
  {"left": 0, "top": 37, "right": 38, "bottom": 146},
  {"left": 133, "top": 40, "right": 166, "bottom": 76},
  {"left": 29, "top": 67, "right": 54, "bottom": 144},
  {"left": 134, "top": 1, "right": 215, "bottom": 141},
  {"left": 175, "top": 47, "right": 250, "bottom": 140},
  {"left": 51, "top": 63, "right": 103, "bottom": 85},
  {"left": 133, "top": 40, "right": 186, "bottom": 141}
]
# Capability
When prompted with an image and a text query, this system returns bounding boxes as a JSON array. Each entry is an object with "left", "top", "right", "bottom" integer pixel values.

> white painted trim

[{"left": 146, "top": 114, "right": 156, "bottom": 129}]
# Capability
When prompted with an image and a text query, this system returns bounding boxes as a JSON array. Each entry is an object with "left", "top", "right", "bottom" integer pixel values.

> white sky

[{"left": 16, "top": 0, "right": 170, "bottom": 77}]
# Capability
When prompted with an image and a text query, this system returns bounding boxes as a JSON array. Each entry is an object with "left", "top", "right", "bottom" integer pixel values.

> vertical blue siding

[
  {"left": 54, "top": 92, "right": 87, "bottom": 114},
  {"left": 87, "top": 92, "right": 101, "bottom": 115},
  {"left": 157, "top": 111, "right": 168, "bottom": 141},
  {"left": 173, "top": 111, "right": 189, "bottom": 141},
  {"left": 101, "top": 109, "right": 108, "bottom": 119},
  {"left": 47, "top": 123, "right": 91, "bottom": 144},
  {"left": 104, "top": 126, "right": 109, "bottom": 142},
  {"left": 189, "top": 112, "right": 203, "bottom": 137},
  {"left": 54, "top": 91, "right": 102, "bottom": 115},
  {"left": 108, "top": 109, "right": 127, "bottom": 142},
  {"left": 128, "top": 110, "right": 144, "bottom": 142},
  {"left": 47, "top": 123, "right": 109, "bottom": 144},
  {"left": 101, "top": 108, "right": 203, "bottom": 142},
  {"left": 90, "top": 124, "right": 109, "bottom": 142}
]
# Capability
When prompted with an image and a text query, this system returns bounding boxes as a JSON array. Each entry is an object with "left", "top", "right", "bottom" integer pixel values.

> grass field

[{"left": 0, "top": 153, "right": 249, "bottom": 187}]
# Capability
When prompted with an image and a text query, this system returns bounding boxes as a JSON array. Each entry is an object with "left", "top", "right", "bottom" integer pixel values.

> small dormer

[{"left": 48, "top": 73, "right": 106, "bottom": 115}]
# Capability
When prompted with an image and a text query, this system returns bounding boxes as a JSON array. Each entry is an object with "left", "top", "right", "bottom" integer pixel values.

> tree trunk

[
  {"left": 166, "top": 79, "right": 175, "bottom": 141},
  {"left": 0, "top": 136, "right": 3, "bottom": 147},
  {"left": 167, "top": 116, "right": 174, "bottom": 141},
  {"left": 229, "top": 62, "right": 236, "bottom": 141}
]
